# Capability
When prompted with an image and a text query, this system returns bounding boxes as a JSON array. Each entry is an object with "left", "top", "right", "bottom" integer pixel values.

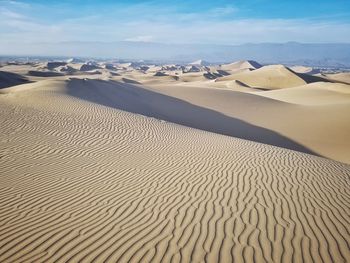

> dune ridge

[
  {"left": 257, "top": 82, "right": 350, "bottom": 105},
  {"left": 1, "top": 58, "right": 349, "bottom": 163},
  {"left": 216, "top": 65, "right": 327, "bottom": 89},
  {"left": 219, "top": 60, "right": 262, "bottom": 72},
  {"left": 0, "top": 80, "right": 350, "bottom": 262}
]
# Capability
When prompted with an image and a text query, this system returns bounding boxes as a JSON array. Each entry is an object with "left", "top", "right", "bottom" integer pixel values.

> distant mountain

[{"left": 1, "top": 41, "right": 350, "bottom": 67}]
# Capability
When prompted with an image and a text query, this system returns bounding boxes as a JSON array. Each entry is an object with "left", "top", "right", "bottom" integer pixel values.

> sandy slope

[
  {"left": 0, "top": 71, "right": 30, "bottom": 89},
  {"left": 216, "top": 65, "right": 326, "bottom": 89},
  {"left": 1, "top": 62, "right": 349, "bottom": 163},
  {"left": 325, "top": 72, "right": 350, "bottom": 84},
  {"left": 222, "top": 60, "right": 261, "bottom": 69},
  {"left": 289, "top": 66, "right": 320, "bottom": 75},
  {"left": 257, "top": 82, "right": 350, "bottom": 105},
  {"left": 93, "top": 80, "right": 348, "bottom": 164},
  {"left": 0, "top": 79, "right": 349, "bottom": 263}
]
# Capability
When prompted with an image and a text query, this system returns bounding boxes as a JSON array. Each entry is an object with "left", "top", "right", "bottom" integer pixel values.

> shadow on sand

[
  {"left": 66, "top": 78, "right": 319, "bottom": 156},
  {"left": 0, "top": 71, "right": 31, "bottom": 89}
]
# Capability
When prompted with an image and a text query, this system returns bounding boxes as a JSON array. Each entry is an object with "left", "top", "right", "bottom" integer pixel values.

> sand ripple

[{"left": 0, "top": 84, "right": 349, "bottom": 262}]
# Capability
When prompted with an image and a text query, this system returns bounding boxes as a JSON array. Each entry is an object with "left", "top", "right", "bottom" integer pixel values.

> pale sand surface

[
  {"left": 324, "top": 72, "right": 350, "bottom": 84},
  {"left": 108, "top": 81, "right": 350, "bottom": 164},
  {"left": 216, "top": 65, "right": 327, "bottom": 89},
  {"left": 257, "top": 82, "right": 350, "bottom": 105},
  {"left": 1, "top": 62, "right": 350, "bottom": 262},
  {"left": 1, "top": 63, "right": 349, "bottom": 164}
]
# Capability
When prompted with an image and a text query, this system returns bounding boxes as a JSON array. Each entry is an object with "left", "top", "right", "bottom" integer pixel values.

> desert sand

[
  {"left": 0, "top": 60, "right": 350, "bottom": 262},
  {"left": 324, "top": 72, "right": 350, "bottom": 84}
]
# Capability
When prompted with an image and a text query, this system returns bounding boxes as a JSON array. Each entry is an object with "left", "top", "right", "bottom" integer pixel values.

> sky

[{"left": 0, "top": 0, "right": 350, "bottom": 48}]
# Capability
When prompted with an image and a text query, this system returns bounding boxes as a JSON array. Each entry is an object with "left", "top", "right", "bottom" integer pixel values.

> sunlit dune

[{"left": 0, "top": 60, "right": 349, "bottom": 262}]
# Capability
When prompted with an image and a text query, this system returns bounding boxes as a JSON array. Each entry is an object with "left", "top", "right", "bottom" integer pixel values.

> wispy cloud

[
  {"left": 210, "top": 6, "right": 238, "bottom": 16},
  {"left": 0, "top": 0, "right": 30, "bottom": 8},
  {"left": 0, "top": 0, "right": 349, "bottom": 46},
  {"left": 0, "top": 8, "right": 24, "bottom": 19},
  {"left": 125, "top": 35, "right": 154, "bottom": 42}
]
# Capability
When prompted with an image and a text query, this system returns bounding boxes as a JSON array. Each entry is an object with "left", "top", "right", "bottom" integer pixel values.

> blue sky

[{"left": 0, "top": 0, "right": 350, "bottom": 46}]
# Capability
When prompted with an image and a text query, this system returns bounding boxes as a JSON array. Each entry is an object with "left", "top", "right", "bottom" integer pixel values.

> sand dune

[
  {"left": 290, "top": 66, "right": 321, "bottom": 75},
  {"left": 136, "top": 82, "right": 350, "bottom": 163},
  {"left": 58, "top": 65, "right": 78, "bottom": 74},
  {"left": 0, "top": 64, "right": 40, "bottom": 75},
  {"left": 219, "top": 60, "right": 262, "bottom": 72},
  {"left": 325, "top": 72, "right": 350, "bottom": 84},
  {"left": 104, "top": 64, "right": 117, "bottom": 71},
  {"left": 28, "top": 70, "right": 65, "bottom": 77},
  {"left": 183, "top": 65, "right": 202, "bottom": 73},
  {"left": 62, "top": 78, "right": 311, "bottom": 155},
  {"left": 257, "top": 82, "right": 350, "bottom": 105},
  {"left": 223, "top": 80, "right": 256, "bottom": 92},
  {"left": 0, "top": 71, "right": 30, "bottom": 89},
  {"left": 3, "top": 77, "right": 348, "bottom": 163},
  {"left": 216, "top": 80, "right": 266, "bottom": 92},
  {"left": 216, "top": 65, "right": 326, "bottom": 89},
  {"left": 175, "top": 72, "right": 212, "bottom": 82},
  {"left": 154, "top": 71, "right": 169, "bottom": 77},
  {"left": 0, "top": 79, "right": 349, "bottom": 262},
  {"left": 80, "top": 64, "right": 102, "bottom": 72},
  {"left": 1, "top": 61, "right": 348, "bottom": 162},
  {"left": 46, "top": 62, "right": 67, "bottom": 70}
]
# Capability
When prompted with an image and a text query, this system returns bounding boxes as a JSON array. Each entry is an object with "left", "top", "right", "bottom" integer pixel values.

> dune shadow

[
  {"left": 66, "top": 78, "right": 319, "bottom": 156},
  {"left": 122, "top": 78, "right": 141, "bottom": 84},
  {"left": 0, "top": 71, "right": 31, "bottom": 89},
  {"left": 28, "top": 70, "right": 65, "bottom": 77},
  {"left": 216, "top": 70, "right": 230, "bottom": 76},
  {"left": 287, "top": 67, "right": 331, "bottom": 83}
]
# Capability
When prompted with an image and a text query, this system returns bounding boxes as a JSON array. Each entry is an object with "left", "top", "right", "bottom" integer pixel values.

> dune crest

[
  {"left": 220, "top": 60, "right": 262, "bottom": 71},
  {"left": 216, "top": 64, "right": 327, "bottom": 89},
  {"left": 258, "top": 82, "right": 350, "bottom": 105}
]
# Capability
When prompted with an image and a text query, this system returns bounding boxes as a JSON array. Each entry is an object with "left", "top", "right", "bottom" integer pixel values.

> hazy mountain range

[{"left": 1, "top": 42, "right": 350, "bottom": 67}]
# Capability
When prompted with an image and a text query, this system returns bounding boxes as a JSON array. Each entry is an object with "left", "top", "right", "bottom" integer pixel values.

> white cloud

[
  {"left": 125, "top": 35, "right": 154, "bottom": 42},
  {"left": 210, "top": 6, "right": 237, "bottom": 16},
  {"left": 0, "top": 8, "right": 24, "bottom": 19},
  {"left": 0, "top": 1, "right": 349, "bottom": 46},
  {"left": 0, "top": 0, "right": 30, "bottom": 7}
]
